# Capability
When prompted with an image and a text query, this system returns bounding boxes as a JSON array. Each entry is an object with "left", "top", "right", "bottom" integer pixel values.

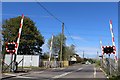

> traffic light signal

[
  {"left": 108, "top": 46, "right": 114, "bottom": 53},
  {"left": 103, "top": 46, "right": 114, "bottom": 54},
  {"left": 6, "top": 42, "right": 17, "bottom": 53},
  {"left": 8, "top": 44, "right": 15, "bottom": 50}
]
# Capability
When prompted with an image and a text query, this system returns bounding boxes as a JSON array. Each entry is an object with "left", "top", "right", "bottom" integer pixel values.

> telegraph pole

[
  {"left": 83, "top": 51, "right": 84, "bottom": 62},
  {"left": 97, "top": 51, "right": 99, "bottom": 60},
  {"left": 83, "top": 51, "right": 84, "bottom": 59},
  {"left": 60, "top": 23, "right": 64, "bottom": 61}
]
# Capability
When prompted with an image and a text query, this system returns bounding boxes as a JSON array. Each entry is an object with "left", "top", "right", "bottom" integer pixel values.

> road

[{"left": 2, "top": 64, "right": 108, "bottom": 80}]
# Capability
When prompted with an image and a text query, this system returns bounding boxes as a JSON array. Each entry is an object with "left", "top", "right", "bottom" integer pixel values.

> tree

[
  {"left": 65, "top": 44, "right": 76, "bottom": 61},
  {"left": 2, "top": 16, "right": 44, "bottom": 55},
  {"left": 42, "top": 52, "right": 49, "bottom": 60},
  {"left": 47, "top": 33, "right": 80, "bottom": 61},
  {"left": 76, "top": 55, "right": 82, "bottom": 63},
  {"left": 48, "top": 33, "right": 66, "bottom": 61}
]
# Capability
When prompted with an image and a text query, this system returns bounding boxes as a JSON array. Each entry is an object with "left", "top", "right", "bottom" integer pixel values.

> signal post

[
  {"left": 102, "top": 45, "right": 115, "bottom": 75},
  {"left": 6, "top": 42, "right": 18, "bottom": 72}
]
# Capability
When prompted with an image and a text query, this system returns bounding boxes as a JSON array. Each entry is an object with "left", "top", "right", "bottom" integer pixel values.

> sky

[{"left": 2, "top": 2, "right": 118, "bottom": 58}]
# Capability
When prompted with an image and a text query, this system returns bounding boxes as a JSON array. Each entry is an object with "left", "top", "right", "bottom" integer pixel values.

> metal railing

[
  {"left": 101, "top": 59, "right": 119, "bottom": 76},
  {"left": 43, "top": 61, "right": 64, "bottom": 68}
]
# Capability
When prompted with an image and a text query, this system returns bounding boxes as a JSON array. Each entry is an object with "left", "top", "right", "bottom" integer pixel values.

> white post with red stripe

[
  {"left": 100, "top": 40, "right": 106, "bottom": 67},
  {"left": 109, "top": 20, "right": 117, "bottom": 63},
  {"left": 15, "top": 14, "right": 24, "bottom": 55},
  {"left": 49, "top": 35, "right": 54, "bottom": 61},
  {"left": 100, "top": 40, "right": 103, "bottom": 55}
]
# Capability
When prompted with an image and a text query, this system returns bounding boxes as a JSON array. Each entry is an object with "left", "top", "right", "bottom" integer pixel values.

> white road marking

[
  {"left": 16, "top": 76, "right": 35, "bottom": 79},
  {"left": 4, "top": 73, "right": 34, "bottom": 79},
  {"left": 52, "top": 68, "right": 65, "bottom": 70},
  {"left": 4, "top": 73, "right": 16, "bottom": 76},
  {"left": 52, "top": 72, "right": 72, "bottom": 78},
  {"left": 60, "top": 68, "right": 65, "bottom": 70},
  {"left": 33, "top": 71, "right": 44, "bottom": 74},
  {"left": 4, "top": 73, "right": 29, "bottom": 76},
  {"left": 52, "top": 67, "right": 83, "bottom": 79},
  {"left": 94, "top": 67, "right": 96, "bottom": 78},
  {"left": 77, "top": 68, "right": 83, "bottom": 71}
]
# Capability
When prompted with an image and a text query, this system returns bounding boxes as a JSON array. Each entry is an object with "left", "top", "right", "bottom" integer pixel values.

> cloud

[
  {"left": 76, "top": 47, "right": 100, "bottom": 52},
  {"left": 67, "top": 35, "right": 87, "bottom": 42},
  {"left": 71, "top": 36, "right": 84, "bottom": 40},
  {"left": 75, "top": 46, "right": 101, "bottom": 58}
]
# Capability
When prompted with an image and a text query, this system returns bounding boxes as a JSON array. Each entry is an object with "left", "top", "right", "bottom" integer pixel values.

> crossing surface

[{"left": 2, "top": 64, "right": 108, "bottom": 80}]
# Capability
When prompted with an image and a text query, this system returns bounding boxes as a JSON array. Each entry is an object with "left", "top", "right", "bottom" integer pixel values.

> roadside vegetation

[{"left": 109, "top": 75, "right": 120, "bottom": 80}]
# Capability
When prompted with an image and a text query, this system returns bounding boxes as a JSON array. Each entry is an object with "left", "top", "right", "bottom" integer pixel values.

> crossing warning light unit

[
  {"left": 102, "top": 46, "right": 115, "bottom": 54},
  {"left": 6, "top": 42, "right": 17, "bottom": 53}
]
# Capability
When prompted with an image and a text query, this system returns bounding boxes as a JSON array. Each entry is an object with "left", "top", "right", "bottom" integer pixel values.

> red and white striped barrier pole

[
  {"left": 109, "top": 20, "right": 117, "bottom": 63},
  {"left": 15, "top": 14, "right": 24, "bottom": 55}
]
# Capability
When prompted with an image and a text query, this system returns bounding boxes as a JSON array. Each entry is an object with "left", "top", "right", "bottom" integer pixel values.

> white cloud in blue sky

[
  {"left": 70, "top": 36, "right": 87, "bottom": 42},
  {"left": 76, "top": 46, "right": 100, "bottom": 58}
]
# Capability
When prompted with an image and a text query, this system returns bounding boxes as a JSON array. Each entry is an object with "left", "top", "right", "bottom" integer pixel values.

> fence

[
  {"left": 4, "top": 54, "right": 40, "bottom": 67},
  {"left": 43, "top": 61, "right": 77, "bottom": 68},
  {"left": 42, "top": 61, "right": 63, "bottom": 68},
  {"left": 101, "top": 58, "right": 119, "bottom": 76},
  {"left": 2, "top": 54, "right": 73, "bottom": 72},
  {"left": 2, "top": 54, "right": 40, "bottom": 72}
]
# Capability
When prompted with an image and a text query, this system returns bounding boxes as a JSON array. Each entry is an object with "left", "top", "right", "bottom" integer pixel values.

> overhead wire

[
  {"left": 35, "top": 1, "right": 88, "bottom": 52},
  {"left": 35, "top": 0, "right": 63, "bottom": 23},
  {"left": 61, "top": 25, "right": 83, "bottom": 52}
]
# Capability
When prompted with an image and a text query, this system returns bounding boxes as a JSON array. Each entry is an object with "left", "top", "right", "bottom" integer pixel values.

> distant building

[{"left": 70, "top": 55, "right": 77, "bottom": 61}]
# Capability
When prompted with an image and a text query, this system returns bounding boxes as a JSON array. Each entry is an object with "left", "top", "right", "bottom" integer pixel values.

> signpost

[
  {"left": 102, "top": 45, "right": 115, "bottom": 75},
  {"left": 5, "top": 42, "right": 17, "bottom": 72}
]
